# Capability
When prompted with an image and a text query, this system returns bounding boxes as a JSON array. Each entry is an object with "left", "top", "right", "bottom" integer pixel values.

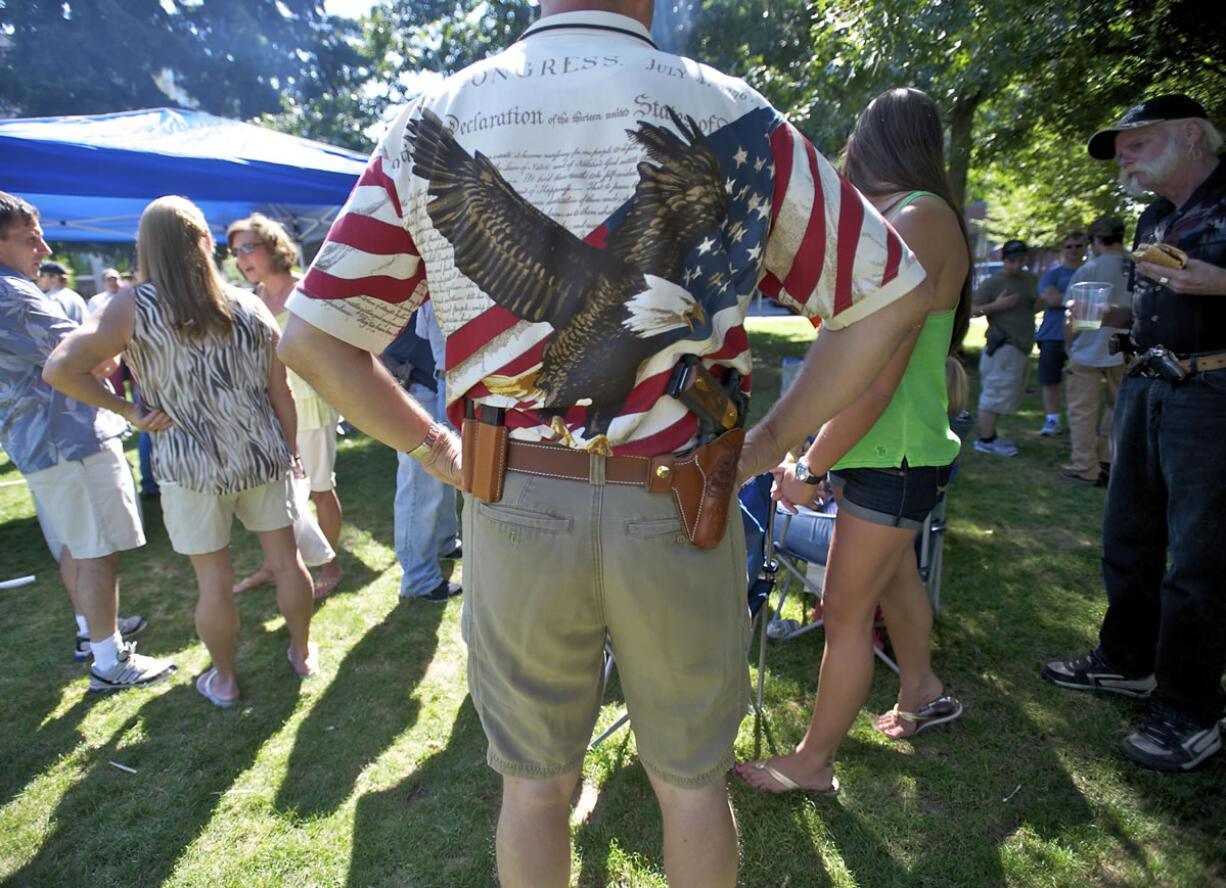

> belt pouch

[
  {"left": 466, "top": 417, "right": 508, "bottom": 503},
  {"left": 461, "top": 417, "right": 477, "bottom": 494},
  {"left": 669, "top": 427, "right": 745, "bottom": 549}
]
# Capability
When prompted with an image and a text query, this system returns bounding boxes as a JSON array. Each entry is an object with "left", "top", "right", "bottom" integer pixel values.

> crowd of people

[{"left": 1, "top": 0, "right": 1223, "bottom": 883}]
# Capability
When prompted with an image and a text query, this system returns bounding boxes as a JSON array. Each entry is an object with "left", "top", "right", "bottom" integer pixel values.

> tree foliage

[
  {"left": 0, "top": 0, "right": 368, "bottom": 123},
  {"left": 5, "top": 0, "right": 1225, "bottom": 246}
]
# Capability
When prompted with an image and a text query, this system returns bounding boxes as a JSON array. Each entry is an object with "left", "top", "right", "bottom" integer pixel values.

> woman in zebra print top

[{"left": 44, "top": 195, "right": 317, "bottom": 706}]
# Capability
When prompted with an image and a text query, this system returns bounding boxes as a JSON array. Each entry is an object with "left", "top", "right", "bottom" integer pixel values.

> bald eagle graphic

[{"left": 406, "top": 108, "right": 727, "bottom": 454}]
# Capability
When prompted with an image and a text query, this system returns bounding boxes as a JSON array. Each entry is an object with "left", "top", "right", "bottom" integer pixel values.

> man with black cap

[
  {"left": 970, "top": 238, "right": 1037, "bottom": 455},
  {"left": 1043, "top": 95, "right": 1226, "bottom": 772}
]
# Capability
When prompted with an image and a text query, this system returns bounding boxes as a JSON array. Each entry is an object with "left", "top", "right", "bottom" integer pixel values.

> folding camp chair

[
  {"left": 588, "top": 473, "right": 779, "bottom": 749},
  {"left": 917, "top": 496, "right": 947, "bottom": 620}
]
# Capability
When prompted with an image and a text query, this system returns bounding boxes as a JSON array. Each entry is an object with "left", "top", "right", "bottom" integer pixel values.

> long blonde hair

[{"left": 137, "top": 196, "right": 233, "bottom": 341}]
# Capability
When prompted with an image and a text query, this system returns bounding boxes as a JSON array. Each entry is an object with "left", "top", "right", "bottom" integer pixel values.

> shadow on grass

[
  {"left": 738, "top": 639, "right": 1102, "bottom": 885},
  {"left": 346, "top": 696, "right": 499, "bottom": 887},
  {"left": 1, "top": 635, "right": 301, "bottom": 887},
  {"left": 274, "top": 595, "right": 445, "bottom": 820},
  {"left": 0, "top": 694, "right": 90, "bottom": 812}
]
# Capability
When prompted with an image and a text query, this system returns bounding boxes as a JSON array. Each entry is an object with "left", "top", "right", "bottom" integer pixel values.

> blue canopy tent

[{"left": 0, "top": 108, "right": 369, "bottom": 244}]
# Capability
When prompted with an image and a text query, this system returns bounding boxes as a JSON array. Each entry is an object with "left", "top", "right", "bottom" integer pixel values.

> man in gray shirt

[
  {"left": 971, "top": 239, "right": 1038, "bottom": 455},
  {"left": 1060, "top": 216, "right": 1129, "bottom": 484}
]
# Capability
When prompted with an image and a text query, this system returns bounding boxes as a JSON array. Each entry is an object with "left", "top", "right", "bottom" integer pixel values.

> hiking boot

[
  {"left": 1041, "top": 649, "right": 1155, "bottom": 698},
  {"left": 88, "top": 642, "right": 177, "bottom": 692},
  {"left": 73, "top": 614, "right": 149, "bottom": 661},
  {"left": 973, "top": 437, "right": 1019, "bottom": 456},
  {"left": 1121, "top": 711, "right": 1221, "bottom": 771},
  {"left": 1039, "top": 417, "right": 1062, "bottom": 436}
]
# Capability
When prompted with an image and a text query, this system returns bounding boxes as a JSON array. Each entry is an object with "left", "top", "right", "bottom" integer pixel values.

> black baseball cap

[
  {"left": 1001, "top": 239, "right": 1028, "bottom": 257},
  {"left": 1087, "top": 94, "right": 1208, "bottom": 160},
  {"left": 39, "top": 260, "right": 69, "bottom": 276}
]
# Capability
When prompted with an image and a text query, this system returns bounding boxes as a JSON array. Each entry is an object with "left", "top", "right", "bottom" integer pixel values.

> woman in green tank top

[{"left": 739, "top": 88, "right": 972, "bottom": 796}]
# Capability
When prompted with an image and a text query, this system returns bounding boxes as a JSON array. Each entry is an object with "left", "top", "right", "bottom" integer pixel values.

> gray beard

[{"left": 1119, "top": 135, "right": 1183, "bottom": 198}]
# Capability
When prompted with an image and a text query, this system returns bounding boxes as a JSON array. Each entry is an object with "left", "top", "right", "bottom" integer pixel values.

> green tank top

[{"left": 832, "top": 191, "right": 961, "bottom": 470}]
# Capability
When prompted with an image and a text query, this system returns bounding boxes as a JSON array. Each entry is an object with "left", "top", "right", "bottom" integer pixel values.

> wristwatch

[{"left": 794, "top": 458, "right": 823, "bottom": 485}]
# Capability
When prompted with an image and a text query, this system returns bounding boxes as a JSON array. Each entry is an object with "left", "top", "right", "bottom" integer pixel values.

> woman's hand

[
  {"left": 127, "top": 403, "right": 172, "bottom": 432},
  {"left": 769, "top": 453, "right": 826, "bottom": 515}
]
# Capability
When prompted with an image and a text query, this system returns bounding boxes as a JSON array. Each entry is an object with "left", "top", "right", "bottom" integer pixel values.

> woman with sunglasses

[
  {"left": 45, "top": 196, "right": 317, "bottom": 705},
  {"left": 226, "top": 214, "right": 345, "bottom": 598}
]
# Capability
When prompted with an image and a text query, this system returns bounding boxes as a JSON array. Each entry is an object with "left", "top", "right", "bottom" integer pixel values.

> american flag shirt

[{"left": 288, "top": 10, "right": 925, "bottom": 456}]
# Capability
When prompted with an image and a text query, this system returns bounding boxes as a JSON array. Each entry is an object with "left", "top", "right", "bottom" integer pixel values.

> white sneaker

[
  {"left": 1039, "top": 417, "right": 1062, "bottom": 436},
  {"left": 973, "top": 437, "right": 1019, "bottom": 456},
  {"left": 74, "top": 614, "right": 148, "bottom": 661},
  {"left": 89, "top": 642, "right": 177, "bottom": 692}
]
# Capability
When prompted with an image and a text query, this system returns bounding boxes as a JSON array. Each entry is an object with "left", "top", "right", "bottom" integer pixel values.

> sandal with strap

[{"left": 875, "top": 695, "right": 963, "bottom": 739}]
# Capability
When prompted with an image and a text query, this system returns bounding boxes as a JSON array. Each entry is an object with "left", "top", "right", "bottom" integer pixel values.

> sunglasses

[
  {"left": 231, "top": 243, "right": 262, "bottom": 256},
  {"left": 1064, "top": 243, "right": 1085, "bottom": 249}
]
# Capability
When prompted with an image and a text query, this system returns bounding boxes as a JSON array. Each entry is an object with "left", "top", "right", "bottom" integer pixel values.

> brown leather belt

[
  {"left": 1175, "top": 350, "right": 1226, "bottom": 373},
  {"left": 505, "top": 439, "right": 676, "bottom": 491}
]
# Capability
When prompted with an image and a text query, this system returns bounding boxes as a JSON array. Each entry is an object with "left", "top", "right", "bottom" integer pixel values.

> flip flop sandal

[
  {"left": 288, "top": 642, "right": 319, "bottom": 679},
  {"left": 876, "top": 695, "right": 963, "bottom": 739},
  {"left": 312, "top": 572, "right": 342, "bottom": 599},
  {"left": 743, "top": 760, "right": 840, "bottom": 797},
  {"left": 196, "top": 668, "right": 237, "bottom": 708}
]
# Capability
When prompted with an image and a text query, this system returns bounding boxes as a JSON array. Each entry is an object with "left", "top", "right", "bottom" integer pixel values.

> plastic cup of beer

[{"left": 1069, "top": 281, "right": 1112, "bottom": 330}]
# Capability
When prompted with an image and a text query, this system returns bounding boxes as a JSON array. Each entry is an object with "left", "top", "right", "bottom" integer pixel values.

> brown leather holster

[
  {"left": 664, "top": 427, "right": 744, "bottom": 549},
  {"left": 460, "top": 407, "right": 744, "bottom": 550}
]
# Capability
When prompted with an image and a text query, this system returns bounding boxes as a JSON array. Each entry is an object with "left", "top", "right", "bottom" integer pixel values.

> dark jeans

[
  {"left": 1098, "top": 369, "right": 1226, "bottom": 726},
  {"left": 137, "top": 431, "right": 159, "bottom": 496}
]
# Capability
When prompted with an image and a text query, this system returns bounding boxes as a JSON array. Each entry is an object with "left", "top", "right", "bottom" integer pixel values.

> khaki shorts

[
  {"left": 23, "top": 438, "right": 144, "bottom": 559},
  {"left": 978, "top": 342, "right": 1030, "bottom": 414},
  {"left": 461, "top": 469, "right": 750, "bottom": 788},
  {"left": 160, "top": 476, "right": 296, "bottom": 555},
  {"left": 297, "top": 425, "right": 337, "bottom": 493}
]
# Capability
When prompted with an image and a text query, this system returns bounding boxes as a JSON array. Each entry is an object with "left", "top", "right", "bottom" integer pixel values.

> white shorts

[
  {"left": 978, "top": 342, "right": 1031, "bottom": 415},
  {"left": 297, "top": 425, "right": 337, "bottom": 493},
  {"left": 160, "top": 476, "right": 297, "bottom": 556},
  {"left": 23, "top": 439, "right": 144, "bottom": 560}
]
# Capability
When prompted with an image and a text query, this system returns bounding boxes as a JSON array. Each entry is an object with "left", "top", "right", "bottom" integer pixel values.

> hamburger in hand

[{"left": 1131, "top": 242, "right": 1188, "bottom": 269}]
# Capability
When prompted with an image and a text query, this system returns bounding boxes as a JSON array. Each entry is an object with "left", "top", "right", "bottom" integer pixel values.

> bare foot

[
  {"left": 312, "top": 563, "right": 343, "bottom": 599},
  {"left": 735, "top": 752, "right": 838, "bottom": 795},
  {"left": 233, "top": 567, "right": 273, "bottom": 594},
  {"left": 287, "top": 642, "right": 319, "bottom": 678}
]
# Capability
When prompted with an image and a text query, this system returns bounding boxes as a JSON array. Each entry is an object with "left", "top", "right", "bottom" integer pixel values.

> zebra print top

[{"left": 125, "top": 282, "right": 292, "bottom": 494}]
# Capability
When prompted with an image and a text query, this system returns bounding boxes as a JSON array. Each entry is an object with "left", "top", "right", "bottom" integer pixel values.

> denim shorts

[{"left": 829, "top": 461, "right": 953, "bottom": 531}]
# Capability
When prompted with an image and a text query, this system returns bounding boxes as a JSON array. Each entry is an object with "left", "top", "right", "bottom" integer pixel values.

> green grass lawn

[{"left": 1, "top": 317, "right": 1223, "bottom": 887}]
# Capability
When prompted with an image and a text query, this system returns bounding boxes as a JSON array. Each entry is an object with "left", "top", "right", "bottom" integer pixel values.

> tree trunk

[{"left": 947, "top": 94, "right": 980, "bottom": 208}]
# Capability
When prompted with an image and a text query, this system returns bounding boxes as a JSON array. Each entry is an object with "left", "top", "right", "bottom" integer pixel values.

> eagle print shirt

[{"left": 289, "top": 10, "right": 925, "bottom": 456}]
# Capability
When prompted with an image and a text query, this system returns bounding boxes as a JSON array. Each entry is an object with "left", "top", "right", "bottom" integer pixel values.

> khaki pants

[{"left": 1064, "top": 359, "right": 1125, "bottom": 477}]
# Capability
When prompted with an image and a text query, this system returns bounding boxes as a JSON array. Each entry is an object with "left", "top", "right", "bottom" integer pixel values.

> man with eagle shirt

[{"left": 278, "top": 1, "right": 930, "bottom": 885}]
